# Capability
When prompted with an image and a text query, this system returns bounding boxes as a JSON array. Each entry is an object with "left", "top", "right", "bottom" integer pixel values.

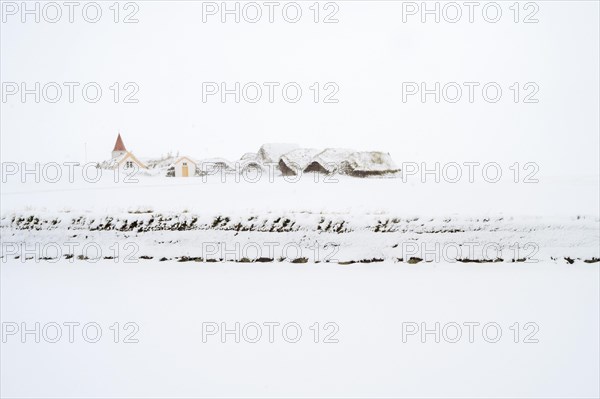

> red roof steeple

[{"left": 113, "top": 133, "right": 127, "bottom": 152}]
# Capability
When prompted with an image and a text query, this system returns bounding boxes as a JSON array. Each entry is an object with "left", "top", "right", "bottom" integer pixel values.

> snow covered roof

[
  {"left": 280, "top": 148, "right": 321, "bottom": 175},
  {"left": 238, "top": 152, "right": 263, "bottom": 170},
  {"left": 240, "top": 152, "right": 258, "bottom": 161},
  {"left": 143, "top": 154, "right": 179, "bottom": 169},
  {"left": 346, "top": 152, "right": 399, "bottom": 176},
  {"left": 257, "top": 143, "right": 299, "bottom": 164},
  {"left": 97, "top": 157, "right": 120, "bottom": 170},
  {"left": 240, "top": 158, "right": 264, "bottom": 170},
  {"left": 304, "top": 148, "right": 356, "bottom": 174}
]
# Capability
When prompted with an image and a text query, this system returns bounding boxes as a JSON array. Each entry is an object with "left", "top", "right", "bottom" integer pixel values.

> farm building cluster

[{"left": 99, "top": 134, "right": 400, "bottom": 178}]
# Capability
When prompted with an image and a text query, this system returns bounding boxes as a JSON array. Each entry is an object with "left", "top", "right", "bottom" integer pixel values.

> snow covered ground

[
  {"left": 1, "top": 171, "right": 599, "bottom": 397},
  {"left": 2, "top": 170, "right": 599, "bottom": 217},
  {"left": 2, "top": 171, "right": 598, "bottom": 263},
  {"left": 1, "top": 260, "right": 598, "bottom": 398}
]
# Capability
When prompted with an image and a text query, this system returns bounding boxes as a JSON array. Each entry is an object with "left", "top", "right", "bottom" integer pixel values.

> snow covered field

[
  {"left": 1, "top": 260, "right": 598, "bottom": 398},
  {"left": 2, "top": 172, "right": 599, "bottom": 263},
  {"left": 1, "top": 173, "right": 599, "bottom": 397},
  {"left": 2, "top": 171, "right": 599, "bottom": 217}
]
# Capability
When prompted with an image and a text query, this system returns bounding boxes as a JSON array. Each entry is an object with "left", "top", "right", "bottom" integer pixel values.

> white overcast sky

[{"left": 1, "top": 1, "right": 599, "bottom": 177}]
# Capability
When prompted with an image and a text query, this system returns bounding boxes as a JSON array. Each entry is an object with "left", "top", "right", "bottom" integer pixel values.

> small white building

[{"left": 173, "top": 156, "right": 197, "bottom": 177}]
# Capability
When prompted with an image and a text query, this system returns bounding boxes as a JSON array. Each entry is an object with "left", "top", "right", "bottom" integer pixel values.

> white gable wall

[
  {"left": 174, "top": 158, "right": 197, "bottom": 177},
  {"left": 114, "top": 153, "right": 147, "bottom": 171}
]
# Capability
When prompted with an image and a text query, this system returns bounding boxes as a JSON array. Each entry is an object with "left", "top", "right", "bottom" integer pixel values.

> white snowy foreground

[
  {"left": 1, "top": 171, "right": 599, "bottom": 397},
  {"left": 1, "top": 261, "right": 598, "bottom": 398}
]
